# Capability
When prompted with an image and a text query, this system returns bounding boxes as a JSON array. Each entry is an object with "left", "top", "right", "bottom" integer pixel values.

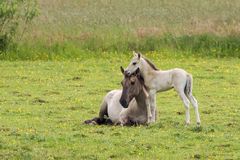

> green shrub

[{"left": 0, "top": 0, "right": 38, "bottom": 53}]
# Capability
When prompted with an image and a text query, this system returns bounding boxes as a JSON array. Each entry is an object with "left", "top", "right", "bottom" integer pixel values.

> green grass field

[
  {"left": 1, "top": 0, "right": 240, "bottom": 159},
  {"left": 1, "top": 53, "right": 239, "bottom": 159}
]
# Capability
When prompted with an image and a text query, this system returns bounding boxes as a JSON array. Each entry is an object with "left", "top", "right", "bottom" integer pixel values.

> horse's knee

[
  {"left": 119, "top": 115, "right": 129, "bottom": 126},
  {"left": 184, "top": 100, "right": 190, "bottom": 108},
  {"left": 179, "top": 94, "right": 190, "bottom": 107},
  {"left": 188, "top": 96, "right": 199, "bottom": 111}
]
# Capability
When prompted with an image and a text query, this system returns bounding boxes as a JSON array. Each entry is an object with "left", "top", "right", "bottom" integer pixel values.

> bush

[{"left": 0, "top": 0, "right": 38, "bottom": 53}]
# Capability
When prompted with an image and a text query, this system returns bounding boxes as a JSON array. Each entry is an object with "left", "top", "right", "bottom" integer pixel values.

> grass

[
  {"left": 1, "top": 34, "right": 239, "bottom": 60},
  {"left": 0, "top": 0, "right": 240, "bottom": 159},
  {"left": 32, "top": 0, "right": 240, "bottom": 36},
  {"left": 0, "top": 53, "right": 240, "bottom": 159}
]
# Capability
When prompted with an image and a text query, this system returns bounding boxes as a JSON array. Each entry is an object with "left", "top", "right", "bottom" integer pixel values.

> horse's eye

[{"left": 132, "top": 62, "right": 137, "bottom": 65}]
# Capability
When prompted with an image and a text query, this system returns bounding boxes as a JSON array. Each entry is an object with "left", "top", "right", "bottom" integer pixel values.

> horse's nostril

[
  {"left": 120, "top": 100, "right": 128, "bottom": 108},
  {"left": 124, "top": 70, "right": 131, "bottom": 76}
]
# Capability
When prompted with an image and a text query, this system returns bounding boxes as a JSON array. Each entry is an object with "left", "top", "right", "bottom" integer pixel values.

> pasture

[
  {"left": 0, "top": 52, "right": 239, "bottom": 159},
  {"left": 1, "top": 0, "right": 240, "bottom": 159}
]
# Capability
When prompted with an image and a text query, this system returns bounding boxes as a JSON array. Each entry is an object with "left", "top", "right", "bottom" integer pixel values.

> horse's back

[
  {"left": 104, "top": 90, "right": 120, "bottom": 102},
  {"left": 171, "top": 68, "right": 190, "bottom": 80},
  {"left": 172, "top": 68, "right": 188, "bottom": 74}
]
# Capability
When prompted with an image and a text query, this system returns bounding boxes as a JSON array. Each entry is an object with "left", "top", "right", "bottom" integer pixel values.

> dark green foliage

[
  {"left": 0, "top": 0, "right": 38, "bottom": 53},
  {"left": 1, "top": 34, "right": 240, "bottom": 60}
]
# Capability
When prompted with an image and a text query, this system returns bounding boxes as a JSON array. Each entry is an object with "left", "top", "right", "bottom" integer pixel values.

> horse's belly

[
  {"left": 153, "top": 74, "right": 173, "bottom": 92},
  {"left": 157, "top": 83, "right": 173, "bottom": 92}
]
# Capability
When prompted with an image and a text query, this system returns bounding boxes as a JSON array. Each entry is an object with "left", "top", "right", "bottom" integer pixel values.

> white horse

[
  {"left": 124, "top": 52, "right": 201, "bottom": 126},
  {"left": 84, "top": 67, "right": 151, "bottom": 125}
]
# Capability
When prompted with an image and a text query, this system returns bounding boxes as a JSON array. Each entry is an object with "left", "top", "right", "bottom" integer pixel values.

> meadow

[
  {"left": 1, "top": 0, "right": 240, "bottom": 60},
  {"left": 0, "top": 0, "right": 240, "bottom": 159},
  {"left": 0, "top": 52, "right": 240, "bottom": 159}
]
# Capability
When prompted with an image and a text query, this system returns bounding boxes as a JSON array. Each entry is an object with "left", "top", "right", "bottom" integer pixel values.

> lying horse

[
  {"left": 84, "top": 67, "right": 150, "bottom": 125},
  {"left": 124, "top": 52, "right": 201, "bottom": 126}
]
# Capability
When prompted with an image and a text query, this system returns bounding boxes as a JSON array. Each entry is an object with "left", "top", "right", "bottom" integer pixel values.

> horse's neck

[
  {"left": 141, "top": 59, "right": 159, "bottom": 83},
  {"left": 135, "top": 90, "right": 147, "bottom": 109}
]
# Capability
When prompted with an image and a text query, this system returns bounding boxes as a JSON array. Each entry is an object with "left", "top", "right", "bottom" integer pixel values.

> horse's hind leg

[
  {"left": 187, "top": 94, "right": 201, "bottom": 125},
  {"left": 99, "top": 98, "right": 108, "bottom": 120},
  {"left": 84, "top": 117, "right": 100, "bottom": 125},
  {"left": 177, "top": 90, "right": 190, "bottom": 125}
]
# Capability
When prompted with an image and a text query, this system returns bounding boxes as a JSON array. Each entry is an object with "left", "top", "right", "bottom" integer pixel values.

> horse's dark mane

[
  {"left": 137, "top": 74, "right": 149, "bottom": 91},
  {"left": 137, "top": 74, "right": 144, "bottom": 84},
  {"left": 143, "top": 57, "right": 159, "bottom": 71}
]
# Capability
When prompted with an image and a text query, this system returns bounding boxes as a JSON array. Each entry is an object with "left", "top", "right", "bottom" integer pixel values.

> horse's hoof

[
  {"left": 185, "top": 121, "right": 190, "bottom": 126},
  {"left": 146, "top": 120, "right": 151, "bottom": 124},
  {"left": 149, "top": 119, "right": 155, "bottom": 123},
  {"left": 91, "top": 121, "right": 97, "bottom": 125},
  {"left": 196, "top": 122, "right": 201, "bottom": 127},
  {"left": 84, "top": 120, "right": 92, "bottom": 124}
]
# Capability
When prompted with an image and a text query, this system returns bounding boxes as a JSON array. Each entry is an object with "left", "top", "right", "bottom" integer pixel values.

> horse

[
  {"left": 123, "top": 51, "right": 201, "bottom": 126},
  {"left": 84, "top": 67, "right": 151, "bottom": 126}
]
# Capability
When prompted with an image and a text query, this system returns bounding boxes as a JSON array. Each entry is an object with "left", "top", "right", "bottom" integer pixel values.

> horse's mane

[
  {"left": 142, "top": 57, "right": 159, "bottom": 71},
  {"left": 138, "top": 74, "right": 150, "bottom": 91}
]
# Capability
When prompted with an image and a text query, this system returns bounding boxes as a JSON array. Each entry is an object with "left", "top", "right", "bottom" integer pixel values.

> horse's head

[
  {"left": 119, "top": 66, "right": 144, "bottom": 108},
  {"left": 125, "top": 51, "right": 142, "bottom": 76}
]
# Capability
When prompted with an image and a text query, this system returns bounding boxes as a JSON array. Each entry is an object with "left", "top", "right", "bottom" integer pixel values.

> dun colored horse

[{"left": 84, "top": 67, "right": 150, "bottom": 125}]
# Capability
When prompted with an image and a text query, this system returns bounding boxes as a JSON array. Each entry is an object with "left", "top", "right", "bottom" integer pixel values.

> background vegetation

[
  {"left": 0, "top": 0, "right": 38, "bottom": 53},
  {"left": 0, "top": 0, "right": 240, "bottom": 59}
]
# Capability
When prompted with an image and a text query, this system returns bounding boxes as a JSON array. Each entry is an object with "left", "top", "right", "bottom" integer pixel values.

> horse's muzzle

[
  {"left": 124, "top": 70, "right": 131, "bottom": 76},
  {"left": 120, "top": 99, "right": 128, "bottom": 108}
]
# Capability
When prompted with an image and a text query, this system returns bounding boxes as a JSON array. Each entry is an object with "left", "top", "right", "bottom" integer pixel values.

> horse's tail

[
  {"left": 184, "top": 74, "right": 193, "bottom": 96},
  {"left": 99, "top": 98, "right": 108, "bottom": 119},
  {"left": 84, "top": 98, "right": 109, "bottom": 125}
]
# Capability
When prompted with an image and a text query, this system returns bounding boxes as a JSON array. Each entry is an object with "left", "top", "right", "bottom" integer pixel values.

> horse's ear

[
  {"left": 120, "top": 66, "right": 124, "bottom": 74},
  {"left": 137, "top": 53, "right": 141, "bottom": 59},
  {"left": 133, "top": 51, "right": 137, "bottom": 57}
]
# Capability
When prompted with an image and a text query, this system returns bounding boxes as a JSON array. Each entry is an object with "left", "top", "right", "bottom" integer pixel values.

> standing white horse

[{"left": 124, "top": 52, "right": 201, "bottom": 126}]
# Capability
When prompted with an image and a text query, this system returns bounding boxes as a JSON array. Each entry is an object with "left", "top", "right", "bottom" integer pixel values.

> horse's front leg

[
  {"left": 142, "top": 87, "right": 152, "bottom": 124},
  {"left": 119, "top": 112, "right": 129, "bottom": 126},
  {"left": 145, "top": 94, "right": 152, "bottom": 124},
  {"left": 149, "top": 91, "right": 157, "bottom": 122}
]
